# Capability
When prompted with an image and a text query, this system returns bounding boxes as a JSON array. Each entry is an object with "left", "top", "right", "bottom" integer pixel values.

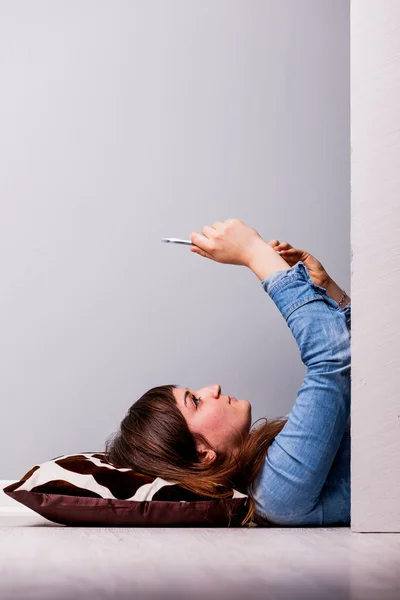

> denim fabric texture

[{"left": 251, "top": 261, "right": 351, "bottom": 527}]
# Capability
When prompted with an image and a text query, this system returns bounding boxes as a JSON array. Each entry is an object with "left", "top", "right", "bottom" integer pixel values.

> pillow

[{"left": 3, "top": 452, "right": 249, "bottom": 527}]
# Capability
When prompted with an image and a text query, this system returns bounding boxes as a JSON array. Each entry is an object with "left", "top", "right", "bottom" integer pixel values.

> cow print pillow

[{"left": 3, "top": 452, "right": 249, "bottom": 527}]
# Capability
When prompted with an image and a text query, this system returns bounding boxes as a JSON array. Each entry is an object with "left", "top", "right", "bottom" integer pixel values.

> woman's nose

[
  {"left": 197, "top": 384, "right": 221, "bottom": 398},
  {"left": 210, "top": 384, "right": 221, "bottom": 397}
]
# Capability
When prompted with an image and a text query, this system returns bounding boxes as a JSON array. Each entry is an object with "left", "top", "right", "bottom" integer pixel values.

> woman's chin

[{"left": 242, "top": 400, "right": 252, "bottom": 421}]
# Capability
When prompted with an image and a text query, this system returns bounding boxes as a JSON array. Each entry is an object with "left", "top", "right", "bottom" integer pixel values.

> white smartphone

[{"left": 161, "top": 238, "right": 193, "bottom": 245}]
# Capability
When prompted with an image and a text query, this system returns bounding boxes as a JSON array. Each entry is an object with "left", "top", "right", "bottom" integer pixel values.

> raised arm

[{"left": 250, "top": 260, "right": 351, "bottom": 526}]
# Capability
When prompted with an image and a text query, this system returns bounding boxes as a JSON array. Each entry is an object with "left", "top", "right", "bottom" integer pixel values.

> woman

[{"left": 104, "top": 219, "right": 351, "bottom": 527}]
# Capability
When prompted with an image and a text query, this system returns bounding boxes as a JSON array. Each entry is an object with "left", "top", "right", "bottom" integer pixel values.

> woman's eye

[{"left": 192, "top": 395, "right": 200, "bottom": 408}]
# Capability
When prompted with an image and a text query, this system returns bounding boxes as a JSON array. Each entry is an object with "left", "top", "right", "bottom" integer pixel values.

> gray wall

[{"left": 0, "top": 0, "right": 349, "bottom": 479}]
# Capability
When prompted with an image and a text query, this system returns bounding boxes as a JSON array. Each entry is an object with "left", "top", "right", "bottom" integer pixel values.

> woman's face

[{"left": 173, "top": 384, "right": 252, "bottom": 461}]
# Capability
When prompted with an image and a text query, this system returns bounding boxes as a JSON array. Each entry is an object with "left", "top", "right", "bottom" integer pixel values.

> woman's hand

[
  {"left": 190, "top": 219, "right": 265, "bottom": 267},
  {"left": 268, "top": 240, "right": 331, "bottom": 289}
]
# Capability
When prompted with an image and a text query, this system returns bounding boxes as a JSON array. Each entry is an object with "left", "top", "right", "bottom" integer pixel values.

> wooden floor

[{"left": 1, "top": 514, "right": 399, "bottom": 600}]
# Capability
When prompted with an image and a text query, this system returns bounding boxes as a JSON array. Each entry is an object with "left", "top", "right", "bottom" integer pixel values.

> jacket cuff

[{"left": 260, "top": 261, "right": 332, "bottom": 321}]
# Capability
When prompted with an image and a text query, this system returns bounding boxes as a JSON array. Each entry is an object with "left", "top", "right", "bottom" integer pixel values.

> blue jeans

[{"left": 251, "top": 261, "right": 351, "bottom": 527}]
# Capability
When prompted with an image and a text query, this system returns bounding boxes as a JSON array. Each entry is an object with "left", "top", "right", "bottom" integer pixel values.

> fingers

[
  {"left": 269, "top": 241, "right": 302, "bottom": 258},
  {"left": 280, "top": 248, "right": 298, "bottom": 256},
  {"left": 212, "top": 221, "right": 225, "bottom": 231},
  {"left": 190, "top": 246, "right": 215, "bottom": 261},
  {"left": 190, "top": 230, "right": 214, "bottom": 252},
  {"left": 268, "top": 240, "right": 295, "bottom": 255},
  {"left": 202, "top": 225, "right": 217, "bottom": 239},
  {"left": 275, "top": 241, "right": 294, "bottom": 251},
  {"left": 190, "top": 222, "right": 223, "bottom": 256},
  {"left": 189, "top": 226, "right": 214, "bottom": 258},
  {"left": 268, "top": 240, "right": 295, "bottom": 251},
  {"left": 268, "top": 240, "right": 304, "bottom": 267}
]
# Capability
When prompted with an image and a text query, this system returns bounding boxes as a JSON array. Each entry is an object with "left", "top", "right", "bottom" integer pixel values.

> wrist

[
  {"left": 316, "top": 271, "right": 332, "bottom": 290},
  {"left": 247, "top": 239, "right": 291, "bottom": 281},
  {"left": 324, "top": 276, "right": 351, "bottom": 307}
]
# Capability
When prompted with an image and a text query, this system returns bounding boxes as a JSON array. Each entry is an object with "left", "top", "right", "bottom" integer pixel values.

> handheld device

[{"left": 161, "top": 238, "right": 193, "bottom": 245}]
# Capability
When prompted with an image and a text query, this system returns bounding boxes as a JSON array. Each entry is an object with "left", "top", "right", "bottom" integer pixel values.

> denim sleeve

[{"left": 251, "top": 261, "right": 351, "bottom": 526}]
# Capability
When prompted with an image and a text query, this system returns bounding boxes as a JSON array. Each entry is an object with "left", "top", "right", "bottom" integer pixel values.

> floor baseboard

[{"left": 0, "top": 480, "right": 33, "bottom": 515}]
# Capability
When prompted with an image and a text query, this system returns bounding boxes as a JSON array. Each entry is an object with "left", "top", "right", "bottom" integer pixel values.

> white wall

[
  {"left": 351, "top": 0, "right": 400, "bottom": 532},
  {"left": 0, "top": 0, "right": 350, "bottom": 479}
]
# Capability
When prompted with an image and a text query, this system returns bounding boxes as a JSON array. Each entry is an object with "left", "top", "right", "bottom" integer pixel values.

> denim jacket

[{"left": 251, "top": 261, "right": 351, "bottom": 527}]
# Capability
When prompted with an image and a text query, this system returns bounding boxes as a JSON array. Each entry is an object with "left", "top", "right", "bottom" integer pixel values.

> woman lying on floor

[{"left": 104, "top": 219, "right": 351, "bottom": 528}]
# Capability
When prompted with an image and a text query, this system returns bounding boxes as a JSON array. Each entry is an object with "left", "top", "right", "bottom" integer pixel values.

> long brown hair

[{"left": 104, "top": 384, "right": 288, "bottom": 526}]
